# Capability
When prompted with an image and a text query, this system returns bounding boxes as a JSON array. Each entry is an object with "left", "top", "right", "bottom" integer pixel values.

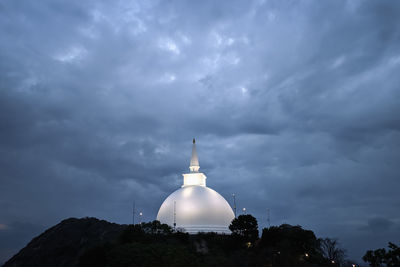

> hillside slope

[{"left": 3, "top": 218, "right": 126, "bottom": 267}]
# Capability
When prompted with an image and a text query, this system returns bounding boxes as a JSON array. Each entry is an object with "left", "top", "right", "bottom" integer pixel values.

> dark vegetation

[
  {"left": 3, "top": 215, "right": 396, "bottom": 267},
  {"left": 362, "top": 242, "right": 400, "bottom": 267}
]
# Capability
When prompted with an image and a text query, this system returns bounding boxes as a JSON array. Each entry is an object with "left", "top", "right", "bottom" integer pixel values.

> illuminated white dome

[{"left": 157, "top": 139, "right": 235, "bottom": 234}]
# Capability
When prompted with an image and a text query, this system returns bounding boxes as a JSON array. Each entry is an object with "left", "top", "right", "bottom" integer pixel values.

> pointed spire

[{"left": 189, "top": 138, "right": 200, "bottom": 172}]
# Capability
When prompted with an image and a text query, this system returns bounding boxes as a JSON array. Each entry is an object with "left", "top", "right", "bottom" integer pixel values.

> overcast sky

[{"left": 1, "top": 0, "right": 400, "bottom": 264}]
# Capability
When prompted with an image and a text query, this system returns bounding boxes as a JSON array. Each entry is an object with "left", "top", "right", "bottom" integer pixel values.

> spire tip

[{"left": 189, "top": 138, "right": 199, "bottom": 172}]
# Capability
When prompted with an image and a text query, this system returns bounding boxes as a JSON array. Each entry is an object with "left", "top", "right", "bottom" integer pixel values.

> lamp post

[
  {"left": 139, "top": 212, "right": 143, "bottom": 224},
  {"left": 242, "top": 207, "right": 246, "bottom": 214}
]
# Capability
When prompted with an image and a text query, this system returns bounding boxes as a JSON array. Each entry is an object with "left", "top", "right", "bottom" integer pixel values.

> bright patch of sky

[
  {"left": 54, "top": 46, "right": 87, "bottom": 63},
  {"left": 158, "top": 38, "right": 180, "bottom": 55}
]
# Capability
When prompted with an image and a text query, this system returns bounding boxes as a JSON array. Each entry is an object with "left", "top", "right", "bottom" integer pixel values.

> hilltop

[
  {"left": 3, "top": 218, "right": 125, "bottom": 267},
  {"left": 3, "top": 216, "right": 365, "bottom": 267}
]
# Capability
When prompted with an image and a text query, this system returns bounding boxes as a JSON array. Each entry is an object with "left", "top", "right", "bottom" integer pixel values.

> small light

[
  {"left": 352, "top": 265, "right": 356, "bottom": 267},
  {"left": 139, "top": 212, "right": 143, "bottom": 216},
  {"left": 305, "top": 253, "right": 309, "bottom": 257},
  {"left": 331, "top": 260, "right": 335, "bottom": 264}
]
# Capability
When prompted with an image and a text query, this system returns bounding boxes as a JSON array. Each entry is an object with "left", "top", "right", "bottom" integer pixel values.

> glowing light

[
  {"left": 305, "top": 253, "right": 309, "bottom": 257},
  {"left": 183, "top": 173, "right": 206, "bottom": 187},
  {"left": 157, "top": 186, "right": 235, "bottom": 233},
  {"left": 139, "top": 211, "right": 143, "bottom": 224}
]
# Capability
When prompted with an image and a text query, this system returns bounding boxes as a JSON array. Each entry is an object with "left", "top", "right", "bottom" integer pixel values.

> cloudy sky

[{"left": 1, "top": 0, "right": 400, "bottom": 263}]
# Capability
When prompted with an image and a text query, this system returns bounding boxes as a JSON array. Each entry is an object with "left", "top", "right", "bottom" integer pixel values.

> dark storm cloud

[{"left": 1, "top": 0, "right": 400, "bottom": 263}]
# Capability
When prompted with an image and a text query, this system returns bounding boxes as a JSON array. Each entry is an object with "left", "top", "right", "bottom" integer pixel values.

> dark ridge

[{"left": 3, "top": 217, "right": 126, "bottom": 267}]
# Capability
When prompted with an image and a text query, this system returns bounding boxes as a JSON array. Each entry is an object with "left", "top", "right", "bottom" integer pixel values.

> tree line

[{"left": 79, "top": 215, "right": 398, "bottom": 267}]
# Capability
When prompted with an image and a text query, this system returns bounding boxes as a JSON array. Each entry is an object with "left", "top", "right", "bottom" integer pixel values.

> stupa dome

[{"left": 156, "top": 139, "right": 235, "bottom": 234}]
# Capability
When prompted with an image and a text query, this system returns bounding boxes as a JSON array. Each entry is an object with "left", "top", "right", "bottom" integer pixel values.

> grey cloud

[
  {"left": 1, "top": 0, "right": 400, "bottom": 263},
  {"left": 365, "top": 217, "right": 395, "bottom": 232}
]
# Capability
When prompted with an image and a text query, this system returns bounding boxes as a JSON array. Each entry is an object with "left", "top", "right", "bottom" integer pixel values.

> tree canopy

[
  {"left": 229, "top": 214, "right": 259, "bottom": 243},
  {"left": 6, "top": 216, "right": 371, "bottom": 267},
  {"left": 363, "top": 242, "right": 400, "bottom": 267}
]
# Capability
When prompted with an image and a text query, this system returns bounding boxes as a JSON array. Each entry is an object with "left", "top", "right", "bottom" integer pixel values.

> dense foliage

[
  {"left": 79, "top": 218, "right": 353, "bottom": 267},
  {"left": 5, "top": 216, "right": 369, "bottom": 267},
  {"left": 229, "top": 214, "right": 259, "bottom": 243},
  {"left": 258, "top": 224, "right": 326, "bottom": 266},
  {"left": 363, "top": 242, "right": 400, "bottom": 267}
]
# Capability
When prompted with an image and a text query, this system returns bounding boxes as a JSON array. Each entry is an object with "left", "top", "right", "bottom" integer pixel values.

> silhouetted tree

[
  {"left": 363, "top": 242, "right": 400, "bottom": 267},
  {"left": 259, "top": 224, "right": 326, "bottom": 266},
  {"left": 141, "top": 220, "right": 172, "bottom": 235},
  {"left": 318, "top": 238, "right": 346, "bottom": 266},
  {"left": 229, "top": 214, "right": 259, "bottom": 243},
  {"left": 118, "top": 220, "right": 172, "bottom": 244}
]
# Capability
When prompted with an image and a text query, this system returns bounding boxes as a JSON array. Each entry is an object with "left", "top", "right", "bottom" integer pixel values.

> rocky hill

[{"left": 3, "top": 217, "right": 126, "bottom": 267}]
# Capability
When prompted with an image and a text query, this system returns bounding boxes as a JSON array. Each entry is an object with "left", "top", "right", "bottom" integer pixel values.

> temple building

[{"left": 157, "top": 139, "right": 235, "bottom": 234}]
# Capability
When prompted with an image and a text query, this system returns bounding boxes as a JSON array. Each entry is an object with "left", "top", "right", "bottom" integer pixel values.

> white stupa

[{"left": 157, "top": 139, "right": 235, "bottom": 234}]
